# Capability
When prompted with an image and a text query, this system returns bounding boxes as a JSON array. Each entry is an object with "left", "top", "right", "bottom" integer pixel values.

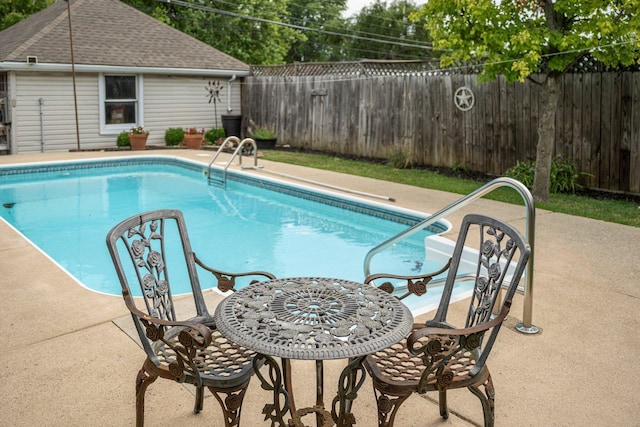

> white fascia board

[{"left": 0, "top": 62, "right": 250, "bottom": 77}]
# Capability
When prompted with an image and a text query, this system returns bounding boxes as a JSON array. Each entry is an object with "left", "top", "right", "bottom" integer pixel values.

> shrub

[
  {"left": 205, "top": 127, "right": 226, "bottom": 144},
  {"left": 504, "top": 160, "right": 535, "bottom": 188},
  {"left": 550, "top": 156, "right": 581, "bottom": 193},
  {"left": 387, "top": 148, "right": 413, "bottom": 169},
  {"left": 116, "top": 131, "right": 130, "bottom": 147},
  {"left": 251, "top": 126, "right": 277, "bottom": 139},
  {"left": 164, "top": 128, "right": 184, "bottom": 146},
  {"left": 504, "top": 156, "right": 582, "bottom": 194}
]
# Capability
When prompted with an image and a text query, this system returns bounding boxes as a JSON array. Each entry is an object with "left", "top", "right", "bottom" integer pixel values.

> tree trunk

[{"left": 532, "top": 74, "right": 561, "bottom": 202}]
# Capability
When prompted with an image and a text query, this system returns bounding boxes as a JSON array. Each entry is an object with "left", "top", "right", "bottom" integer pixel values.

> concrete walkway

[{"left": 1, "top": 150, "right": 638, "bottom": 426}]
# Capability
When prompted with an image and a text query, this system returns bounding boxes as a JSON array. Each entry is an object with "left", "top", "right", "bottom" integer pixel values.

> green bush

[
  {"left": 116, "top": 131, "right": 130, "bottom": 147},
  {"left": 205, "top": 127, "right": 226, "bottom": 144},
  {"left": 387, "top": 148, "right": 413, "bottom": 169},
  {"left": 251, "top": 126, "right": 277, "bottom": 139},
  {"left": 504, "top": 160, "right": 535, "bottom": 188},
  {"left": 164, "top": 128, "right": 184, "bottom": 146},
  {"left": 550, "top": 156, "right": 581, "bottom": 193},
  {"left": 504, "top": 156, "right": 581, "bottom": 194}
]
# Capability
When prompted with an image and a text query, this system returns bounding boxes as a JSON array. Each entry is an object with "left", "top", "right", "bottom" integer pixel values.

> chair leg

[
  {"left": 194, "top": 386, "right": 205, "bottom": 413},
  {"left": 208, "top": 378, "right": 251, "bottom": 427},
  {"left": 468, "top": 375, "right": 495, "bottom": 427},
  {"left": 373, "top": 390, "right": 412, "bottom": 427},
  {"left": 438, "top": 389, "right": 448, "bottom": 419},
  {"left": 135, "top": 366, "right": 158, "bottom": 427}
]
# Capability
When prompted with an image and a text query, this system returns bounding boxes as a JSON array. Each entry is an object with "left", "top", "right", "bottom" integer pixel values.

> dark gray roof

[{"left": 0, "top": 0, "right": 249, "bottom": 72}]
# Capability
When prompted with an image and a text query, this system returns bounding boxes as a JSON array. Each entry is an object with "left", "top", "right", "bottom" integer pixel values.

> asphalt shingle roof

[{"left": 0, "top": 0, "right": 249, "bottom": 72}]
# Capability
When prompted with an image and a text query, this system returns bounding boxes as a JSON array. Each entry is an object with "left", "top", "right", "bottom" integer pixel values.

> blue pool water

[{"left": 0, "top": 156, "right": 452, "bottom": 309}]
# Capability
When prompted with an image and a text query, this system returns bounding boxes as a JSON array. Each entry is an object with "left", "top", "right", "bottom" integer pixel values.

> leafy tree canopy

[
  {"left": 0, "top": 0, "right": 54, "bottom": 31},
  {"left": 348, "top": 0, "right": 432, "bottom": 61},
  {"left": 414, "top": 0, "right": 640, "bottom": 82},
  {"left": 123, "top": 0, "right": 302, "bottom": 65},
  {"left": 284, "top": 0, "right": 348, "bottom": 62}
]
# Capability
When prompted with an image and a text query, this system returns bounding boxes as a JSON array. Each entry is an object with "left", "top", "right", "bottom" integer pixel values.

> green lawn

[{"left": 261, "top": 151, "right": 640, "bottom": 228}]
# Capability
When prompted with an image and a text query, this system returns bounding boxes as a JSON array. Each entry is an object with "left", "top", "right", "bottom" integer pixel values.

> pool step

[{"left": 207, "top": 173, "right": 225, "bottom": 187}]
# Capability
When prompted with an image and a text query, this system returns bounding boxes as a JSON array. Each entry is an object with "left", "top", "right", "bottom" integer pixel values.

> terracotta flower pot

[
  {"left": 183, "top": 134, "right": 203, "bottom": 149},
  {"left": 129, "top": 133, "right": 148, "bottom": 150}
]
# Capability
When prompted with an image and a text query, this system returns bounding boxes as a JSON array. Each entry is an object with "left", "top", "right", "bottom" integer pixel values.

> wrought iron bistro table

[{"left": 214, "top": 277, "right": 413, "bottom": 427}]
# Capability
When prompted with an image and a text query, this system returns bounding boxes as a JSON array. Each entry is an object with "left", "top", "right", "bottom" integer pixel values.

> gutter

[
  {"left": 0, "top": 62, "right": 251, "bottom": 77},
  {"left": 227, "top": 74, "right": 236, "bottom": 113}
]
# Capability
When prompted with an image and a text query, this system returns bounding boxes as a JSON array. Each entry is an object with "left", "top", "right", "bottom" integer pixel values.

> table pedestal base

[
  {"left": 254, "top": 354, "right": 290, "bottom": 426},
  {"left": 330, "top": 356, "right": 367, "bottom": 427},
  {"left": 290, "top": 406, "right": 333, "bottom": 427},
  {"left": 254, "top": 354, "right": 367, "bottom": 427}
]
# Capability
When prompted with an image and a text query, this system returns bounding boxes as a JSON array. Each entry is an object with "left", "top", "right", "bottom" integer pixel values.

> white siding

[
  {"left": 12, "top": 72, "right": 243, "bottom": 153},
  {"left": 143, "top": 74, "right": 243, "bottom": 138},
  {"left": 14, "top": 72, "right": 106, "bottom": 153}
]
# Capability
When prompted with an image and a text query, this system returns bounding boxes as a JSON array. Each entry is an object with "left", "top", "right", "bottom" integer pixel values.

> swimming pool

[{"left": 0, "top": 156, "right": 457, "bottom": 311}]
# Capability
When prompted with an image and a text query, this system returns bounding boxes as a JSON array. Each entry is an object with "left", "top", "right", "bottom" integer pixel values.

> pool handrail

[
  {"left": 207, "top": 137, "right": 261, "bottom": 187},
  {"left": 363, "top": 177, "right": 538, "bottom": 334}
]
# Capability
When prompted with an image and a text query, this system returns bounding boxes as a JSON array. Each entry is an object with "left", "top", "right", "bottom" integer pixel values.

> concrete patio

[{"left": 1, "top": 150, "right": 638, "bottom": 426}]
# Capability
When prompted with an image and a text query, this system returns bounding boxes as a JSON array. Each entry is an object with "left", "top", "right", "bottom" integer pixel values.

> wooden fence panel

[
  {"left": 603, "top": 73, "right": 616, "bottom": 190},
  {"left": 558, "top": 74, "right": 573, "bottom": 159},
  {"left": 631, "top": 74, "right": 640, "bottom": 193},
  {"left": 242, "top": 71, "right": 640, "bottom": 195},
  {"left": 589, "top": 74, "right": 602, "bottom": 189}
]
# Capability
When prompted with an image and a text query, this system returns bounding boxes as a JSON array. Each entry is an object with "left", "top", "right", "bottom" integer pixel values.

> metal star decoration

[{"left": 454, "top": 86, "right": 475, "bottom": 111}]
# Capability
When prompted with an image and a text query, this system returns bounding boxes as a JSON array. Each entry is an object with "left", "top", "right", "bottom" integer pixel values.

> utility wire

[
  {"left": 208, "top": 0, "right": 426, "bottom": 46},
  {"left": 133, "top": 3, "right": 428, "bottom": 60},
  {"left": 156, "top": 0, "right": 435, "bottom": 50}
]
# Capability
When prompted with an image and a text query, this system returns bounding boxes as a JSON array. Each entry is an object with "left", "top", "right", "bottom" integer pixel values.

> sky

[
  {"left": 344, "top": 0, "right": 373, "bottom": 17},
  {"left": 344, "top": 0, "right": 427, "bottom": 18}
]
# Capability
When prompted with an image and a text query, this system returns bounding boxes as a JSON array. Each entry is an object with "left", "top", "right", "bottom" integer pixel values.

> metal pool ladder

[
  {"left": 363, "top": 177, "right": 539, "bottom": 334},
  {"left": 206, "top": 137, "right": 262, "bottom": 188}
]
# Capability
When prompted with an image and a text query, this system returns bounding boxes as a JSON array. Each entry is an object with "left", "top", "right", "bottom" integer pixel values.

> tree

[
  {"left": 413, "top": 0, "right": 640, "bottom": 201},
  {"left": 348, "top": 0, "right": 432, "bottom": 61},
  {"left": 284, "top": 0, "right": 349, "bottom": 62},
  {"left": 123, "top": 0, "right": 301, "bottom": 65},
  {"left": 0, "top": 0, "right": 53, "bottom": 31}
]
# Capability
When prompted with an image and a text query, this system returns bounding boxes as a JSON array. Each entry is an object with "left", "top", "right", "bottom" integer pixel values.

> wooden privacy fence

[{"left": 242, "top": 70, "right": 640, "bottom": 195}]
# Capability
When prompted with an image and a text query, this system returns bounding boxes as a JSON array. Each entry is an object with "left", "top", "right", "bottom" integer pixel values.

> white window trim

[{"left": 98, "top": 73, "right": 144, "bottom": 135}]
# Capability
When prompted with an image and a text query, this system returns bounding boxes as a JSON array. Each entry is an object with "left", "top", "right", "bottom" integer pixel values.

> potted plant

[
  {"left": 128, "top": 126, "right": 149, "bottom": 150},
  {"left": 183, "top": 127, "right": 204, "bottom": 149},
  {"left": 251, "top": 126, "right": 278, "bottom": 149}
]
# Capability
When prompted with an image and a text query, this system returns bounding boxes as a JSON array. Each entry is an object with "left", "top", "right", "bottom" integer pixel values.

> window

[{"left": 99, "top": 74, "right": 143, "bottom": 133}]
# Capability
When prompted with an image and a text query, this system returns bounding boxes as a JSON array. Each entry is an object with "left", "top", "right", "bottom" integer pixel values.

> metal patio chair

[
  {"left": 106, "top": 209, "right": 276, "bottom": 427},
  {"left": 363, "top": 213, "right": 530, "bottom": 427}
]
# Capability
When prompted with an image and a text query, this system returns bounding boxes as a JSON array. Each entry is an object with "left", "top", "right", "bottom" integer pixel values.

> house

[{"left": 0, "top": 0, "right": 250, "bottom": 154}]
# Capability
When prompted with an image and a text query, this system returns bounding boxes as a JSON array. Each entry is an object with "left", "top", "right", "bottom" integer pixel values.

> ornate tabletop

[{"left": 214, "top": 277, "right": 413, "bottom": 361}]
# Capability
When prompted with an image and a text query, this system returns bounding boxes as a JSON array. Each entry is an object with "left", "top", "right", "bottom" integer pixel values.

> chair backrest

[
  {"left": 432, "top": 214, "right": 530, "bottom": 325},
  {"left": 106, "top": 209, "right": 210, "bottom": 355},
  {"left": 430, "top": 214, "right": 530, "bottom": 368}
]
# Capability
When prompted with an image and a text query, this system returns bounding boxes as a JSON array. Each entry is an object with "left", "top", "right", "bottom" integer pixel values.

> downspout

[
  {"left": 227, "top": 74, "right": 236, "bottom": 113},
  {"left": 39, "top": 98, "right": 45, "bottom": 152}
]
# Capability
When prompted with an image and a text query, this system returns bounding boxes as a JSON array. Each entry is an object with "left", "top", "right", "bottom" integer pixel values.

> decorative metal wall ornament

[
  {"left": 206, "top": 80, "right": 223, "bottom": 128},
  {"left": 454, "top": 86, "right": 475, "bottom": 111}
]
